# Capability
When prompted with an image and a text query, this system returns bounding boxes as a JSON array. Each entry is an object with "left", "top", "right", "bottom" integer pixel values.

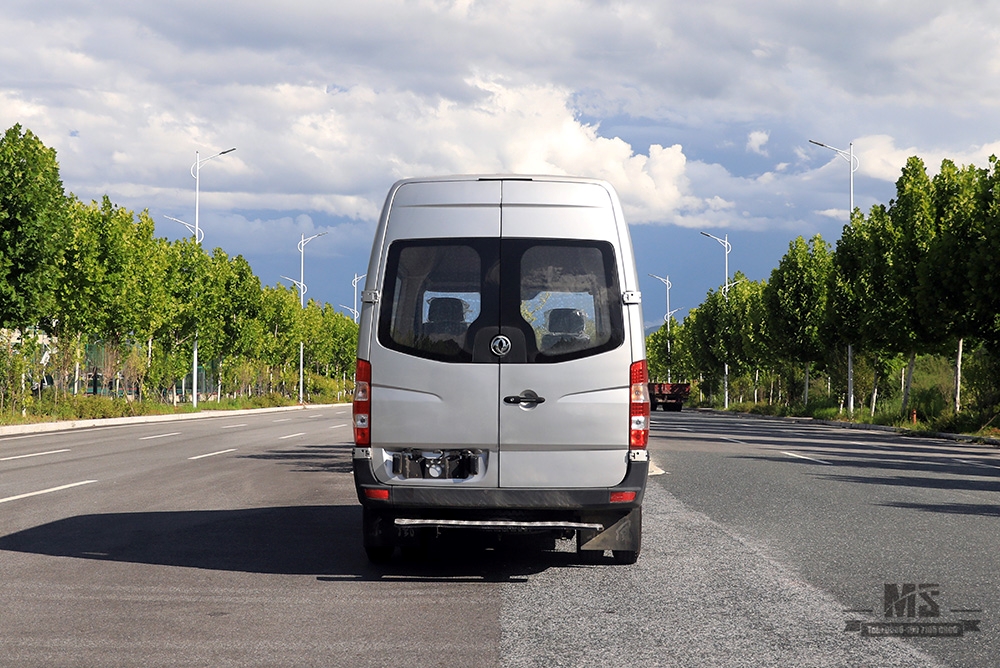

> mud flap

[{"left": 577, "top": 506, "right": 641, "bottom": 552}]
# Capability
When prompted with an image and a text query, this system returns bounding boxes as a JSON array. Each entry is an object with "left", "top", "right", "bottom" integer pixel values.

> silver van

[{"left": 352, "top": 175, "right": 649, "bottom": 564}]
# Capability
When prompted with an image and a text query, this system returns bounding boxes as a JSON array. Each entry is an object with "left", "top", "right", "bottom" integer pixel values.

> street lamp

[
  {"left": 184, "top": 147, "right": 235, "bottom": 408},
  {"left": 282, "top": 231, "right": 327, "bottom": 404},
  {"left": 810, "top": 138, "right": 859, "bottom": 416},
  {"left": 700, "top": 231, "right": 732, "bottom": 408},
  {"left": 164, "top": 215, "right": 204, "bottom": 243},
  {"left": 648, "top": 273, "right": 680, "bottom": 383},
  {"left": 340, "top": 274, "right": 368, "bottom": 322},
  {"left": 352, "top": 273, "right": 366, "bottom": 324}
]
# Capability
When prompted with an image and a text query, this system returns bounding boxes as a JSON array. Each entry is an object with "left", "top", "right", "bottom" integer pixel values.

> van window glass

[
  {"left": 516, "top": 242, "right": 623, "bottom": 362},
  {"left": 378, "top": 240, "right": 493, "bottom": 363}
]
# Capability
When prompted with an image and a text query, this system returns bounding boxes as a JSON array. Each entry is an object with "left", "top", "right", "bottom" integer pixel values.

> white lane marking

[
  {"left": 329, "top": 424, "right": 347, "bottom": 429},
  {"left": 781, "top": 451, "right": 831, "bottom": 465},
  {"left": 309, "top": 414, "right": 322, "bottom": 418},
  {"left": 188, "top": 449, "right": 237, "bottom": 460},
  {"left": 0, "top": 448, "right": 71, "bottom": 462},
  {"left": 273, "top": 418, "right": 292, "bottom": 423},
  {"left": 0, "top": 480, "right": 97, "bottom": 504},
  {"left": 221, "top": 423, "right": 247, "bottom": 429},
  {"left": 140, "top": 432, "right": 180, "bottom": 441},
  {"left": 955, "top": 458, "right": 1000, "bottom": 470},
  {"left": 280, "top": 432, "right": 305, "bottom": 440},
  {"left": 649, "top": 463, "right": 668, "bottom": 476},
  {"left": 723, "top": 437, "right": 747, "bottom": 444}
]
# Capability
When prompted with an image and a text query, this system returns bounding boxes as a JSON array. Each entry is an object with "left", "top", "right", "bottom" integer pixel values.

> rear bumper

[{"left": 353, "top": 452, "right": 647, "bottom": 513}]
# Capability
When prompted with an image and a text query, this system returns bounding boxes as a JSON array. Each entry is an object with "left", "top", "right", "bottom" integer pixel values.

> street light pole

[
  {"left": 810, "top": 139, "right": 859, "bottom": 416},
  {"left": 700, "top": 231, "right": 732, "bottom": 409},
  {"left": 353, "top": 273, "right": 366, "bottom": 323},
  {"left": 648, "top": 273, "right": 680, "bottom": 382},
  {"left": 283, "top": 232, "right": 327, "bottom": 404},
  {"left": 186, "top": 147, "right": 235, "bottom": 408}
]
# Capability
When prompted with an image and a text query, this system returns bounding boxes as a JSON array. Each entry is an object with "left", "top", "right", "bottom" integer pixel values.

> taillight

[
  {"left": 630, "top": 360, "right": 649, "bottom": 449},
  {"left": 354, "top": 359, "right": 371, "bottom": 446}
]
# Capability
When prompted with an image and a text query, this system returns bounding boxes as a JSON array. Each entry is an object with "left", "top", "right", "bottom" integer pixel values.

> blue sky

[{"left": 3, "top": 1, "right": 999, "bottom": 329}]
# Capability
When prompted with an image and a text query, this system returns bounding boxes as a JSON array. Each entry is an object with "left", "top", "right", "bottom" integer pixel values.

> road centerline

[{"left": 140, "top": 432, "right": 181, "bottom": 441}]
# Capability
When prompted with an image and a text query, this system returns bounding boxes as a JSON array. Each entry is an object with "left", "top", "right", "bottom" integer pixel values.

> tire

[
  {"left": 612, "top": 549, "right": 639, "bottom": 565},
  {"left": 365, "top": 545, "right": 394, "bottom": 564}
]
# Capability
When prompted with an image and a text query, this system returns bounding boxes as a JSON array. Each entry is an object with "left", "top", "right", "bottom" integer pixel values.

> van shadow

[{"left": 0, "top": 505, "right": 572, "bottom": 581}]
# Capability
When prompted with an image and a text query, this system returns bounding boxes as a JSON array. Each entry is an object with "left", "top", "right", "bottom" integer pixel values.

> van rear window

[
  {"left": 378, "top": 238, "right": 623, "bottom": 363},
  {"left": 518, "top": 244, "right": 620, "bottom": 359}
]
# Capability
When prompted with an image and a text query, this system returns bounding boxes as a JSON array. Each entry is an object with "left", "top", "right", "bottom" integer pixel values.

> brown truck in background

[{"left": 648, "top": 382, "right": 690, "bottom": 412}]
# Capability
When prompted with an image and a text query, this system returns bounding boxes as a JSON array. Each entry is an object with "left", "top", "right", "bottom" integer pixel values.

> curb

[{"left": 0, "top": 403, "right": 349, "bottom": 438}]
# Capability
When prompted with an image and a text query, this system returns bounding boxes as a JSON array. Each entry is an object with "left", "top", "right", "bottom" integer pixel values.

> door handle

[{"left": 503, "top": 393, "right": 546, "bottom": 405}]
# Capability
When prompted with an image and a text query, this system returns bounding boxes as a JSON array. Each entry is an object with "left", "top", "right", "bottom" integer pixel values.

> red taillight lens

[
  {"left": 353, "top": 359, "right": 371, "bottom": 446},
  {"left": 363, "top": 488, "right": 389, "bottom": 501},
  {"left": 610, "top": 491, "right": 637, "bottom": 503},
  {"left": 630, "top": 360, "right": 650, "bottom": 449}
]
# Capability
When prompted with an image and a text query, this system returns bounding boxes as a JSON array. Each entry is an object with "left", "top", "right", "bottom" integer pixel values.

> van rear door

[
  {"left": 367, "top": 180, "right": 501, "bottom": 488},
  {"left": 496, "top": 180, "right": 632, "bottom": 488}
]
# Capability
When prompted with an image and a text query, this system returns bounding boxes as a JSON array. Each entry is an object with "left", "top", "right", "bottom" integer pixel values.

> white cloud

[
  {"left": 747, "top": 131, "right": 770, "bottom": 156},
  {"left": 4, "top": 0, "right": 1000, "bottom": 310}
]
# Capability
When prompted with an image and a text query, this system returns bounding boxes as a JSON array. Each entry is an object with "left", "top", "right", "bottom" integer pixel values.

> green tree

[
  {"left": 0, "top": 124, "right": 68, "bottom": 330},
  {"left": 919, "top": 159, "right": 988, "bottom": 412},
  {"left": 970, "top": 155, "right": 1000, "bottom": 346},
  {"left": 763, "top": 235, "right": 832, "bottom": 405},
  {"left": 885, "top": 157, "right": 939, "bottom": 415}
]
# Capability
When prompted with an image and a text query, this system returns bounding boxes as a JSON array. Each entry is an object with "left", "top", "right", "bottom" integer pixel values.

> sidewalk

[{"left": 0, "top": 403, "right": 348, "bottom": 438}]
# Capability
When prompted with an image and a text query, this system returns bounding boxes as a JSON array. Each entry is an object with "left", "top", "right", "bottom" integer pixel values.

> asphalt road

[{"left": 0, "top": 406, "right": 994, "bottom": 666}]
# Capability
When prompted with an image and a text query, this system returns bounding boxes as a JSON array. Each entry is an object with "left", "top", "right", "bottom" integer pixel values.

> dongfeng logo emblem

[{"left": 490, "top": 335, "right": 512, "bottom": 357}]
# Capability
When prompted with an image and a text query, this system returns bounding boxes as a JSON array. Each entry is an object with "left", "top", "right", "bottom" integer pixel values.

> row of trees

[
  {"left": 0, "top": 124, "right": 358, "bottom": 417},
  {"left": 648, "top": 154, "right": 1000, "bottom": 427}
]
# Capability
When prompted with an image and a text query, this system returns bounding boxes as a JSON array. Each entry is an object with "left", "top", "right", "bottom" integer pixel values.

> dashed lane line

[
  {"left": 0, "top": 448, "right": 70, "bottom": 462},
  {"left": 0, "top": 480, "right": 97, "bottom": 504},
  {"left": 781, "top": 450, "right": 831, "bottom": 465},
  {"left": 140, "top": 432, "right": 180, "bottom": 441},
  {"left": 188, "top": 449, "right": 237, "bottom": 460}
]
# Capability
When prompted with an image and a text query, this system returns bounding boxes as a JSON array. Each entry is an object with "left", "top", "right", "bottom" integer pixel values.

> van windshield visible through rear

[{"left": 378, "top": 237, "right": 624, "bottom": 364}]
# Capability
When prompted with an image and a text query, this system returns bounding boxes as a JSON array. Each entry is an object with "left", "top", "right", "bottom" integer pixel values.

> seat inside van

[{"left": 541, "top": 308, "right": 590, "bottom": 354}]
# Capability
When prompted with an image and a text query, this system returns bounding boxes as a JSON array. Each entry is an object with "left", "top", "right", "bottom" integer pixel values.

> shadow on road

[
  {"left": 0, "top": 505, "right": 577, "bottom": 581},
  {"left": 239, "top": 443, "right": 355, "bottom": 474}
]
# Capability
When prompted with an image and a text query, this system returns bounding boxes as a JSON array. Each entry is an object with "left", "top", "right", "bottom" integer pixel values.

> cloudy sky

[{"left": 3, "top": 0, "right": 1000, "bottom": 327}]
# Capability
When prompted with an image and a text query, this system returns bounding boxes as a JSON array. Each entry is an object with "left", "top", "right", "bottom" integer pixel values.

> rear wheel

[
  {"left": 362, "top": 508, "right": 395, "bottom": 564},
  {"left": 364, "top": 545, "right": 394, "bottom": 564},
  {"left": 611, "top": 549, "right": 639, "bottom": 565}
]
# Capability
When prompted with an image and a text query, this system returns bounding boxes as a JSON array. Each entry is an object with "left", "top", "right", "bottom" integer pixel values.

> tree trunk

[
  {"left": 803, "top": 362, "right": 810, "bottom": 406},
  {"left": 954, "top": 338, "right": 963, "bottom": 414},
  {"left": 870, "top": 368, "right": 879, "bottom": 415},
  {"left": 847, "top": 342, "right": 854, "bottom": 416},
  {"left": 901, "top": 352, "right": 916, "bottom": 417}
]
